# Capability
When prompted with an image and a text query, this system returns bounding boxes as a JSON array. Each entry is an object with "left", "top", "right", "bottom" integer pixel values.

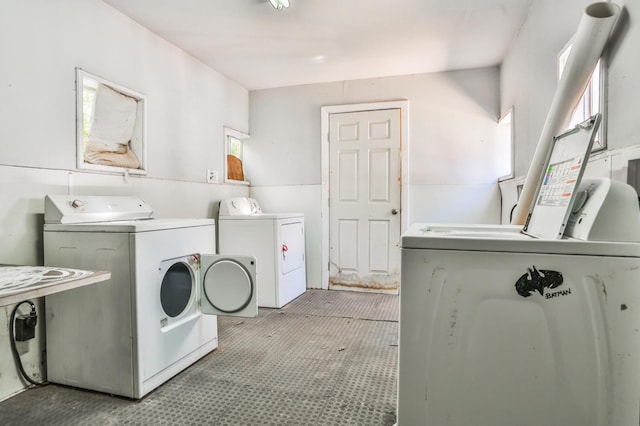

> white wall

[
  {"left": 501, "top": 0, "right": 640, "bottom": 181},
  {"left": 0, "top": 0, "right": 249, "bottom": 401},
  {"left": 248, "top": 68, "right": 504, "bottom": 289}
]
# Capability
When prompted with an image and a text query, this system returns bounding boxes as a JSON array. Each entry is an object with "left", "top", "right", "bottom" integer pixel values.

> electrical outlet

[{"left": 206, "top": 169, "right": 218, "bottom": 184}]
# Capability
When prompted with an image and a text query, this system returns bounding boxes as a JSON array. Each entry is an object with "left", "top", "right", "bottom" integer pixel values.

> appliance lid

[
  {"left": 45, "top": 195, "right": 154, "bottom": 224},
  {"left": 44, "top": 218, "right": 215, "bottom": 233},
  {"left": 401, "top": 223, "right": 640, "bottom": 257},
  {"left": 523, "top": 114, "right": 600, "bottom": 239}
]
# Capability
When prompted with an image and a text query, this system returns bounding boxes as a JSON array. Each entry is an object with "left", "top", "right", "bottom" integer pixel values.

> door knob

[{"left": 391, "top": 209, "right": 398, "bottom": 215}]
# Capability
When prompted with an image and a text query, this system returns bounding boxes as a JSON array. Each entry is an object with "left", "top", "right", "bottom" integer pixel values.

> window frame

[
  {"left": 557, "top": 41, "right": 607, "bottom": 152},
  {"left": 223, "top": 126, "right": 250, "bottom": 185},
  {"left": 497, "top": 107, "right": 515, "bottom": 182},
  {"left": 76, "top": 68, "right": 147, "bottom": 175}
]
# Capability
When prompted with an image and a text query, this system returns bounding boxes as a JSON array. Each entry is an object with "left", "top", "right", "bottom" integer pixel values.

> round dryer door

[{"left": 200, "top": 255, "right": 258, "bottom": 317}]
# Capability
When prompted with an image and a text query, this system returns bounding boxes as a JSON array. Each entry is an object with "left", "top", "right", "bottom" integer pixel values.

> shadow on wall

[
  {"left": 606, "top": 5, "right": 630, "bottom": 64},
  {"left": 1, "top": 200, "right": 45, "bottom": 266},
  {"left": 446, "top": 68, "right": 500, "bottom": 118},
  {"left": 208, "top": 200, "right": 221, "bottom": 221}
]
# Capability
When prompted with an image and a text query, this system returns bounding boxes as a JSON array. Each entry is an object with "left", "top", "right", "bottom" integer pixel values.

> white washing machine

[
  {"left": 218, "top": 197, "right": 306, "bottom": 308},
  {"left": 43, "top": 195, "right": 257, "bottom": 399},
  {"left": 399, "top": 212, "right": 640, "bottom": 425},
  {"left": 397, "top": 117, "right": 640, "bottom": 425}
]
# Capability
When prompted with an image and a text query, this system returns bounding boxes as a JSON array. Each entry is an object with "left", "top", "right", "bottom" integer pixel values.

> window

[
  {"left": 558, "top": 43, "right": 605, "bottom": 151},
  {"left": 497, "top": 108, "right": 514, "bottom": 181},
  {"left": 224, "top": 127, "right": 249, "bottom": 184},
  {"left": 76, "top": 68, "right": 147, "bottom": 174}
]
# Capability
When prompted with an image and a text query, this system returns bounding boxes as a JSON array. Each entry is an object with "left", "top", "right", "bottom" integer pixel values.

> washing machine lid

[
  {"left": 200, "top": 255, "right": 258, "bottom": 317},
  {"left": 401, "top": 223, "right": 640, "bottom": 257},
  {"left": 523, "top": 114, "right": 600, "bottom": 239}
]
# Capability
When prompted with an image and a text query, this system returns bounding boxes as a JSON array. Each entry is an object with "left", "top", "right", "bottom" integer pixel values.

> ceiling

[{"left": 103, "top": 0, "right": 534, "bottom": 91}]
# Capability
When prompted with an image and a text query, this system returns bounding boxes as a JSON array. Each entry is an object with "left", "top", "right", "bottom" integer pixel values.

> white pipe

[{"left": 511, "top": 2, "right": 621, "bottom": 225}]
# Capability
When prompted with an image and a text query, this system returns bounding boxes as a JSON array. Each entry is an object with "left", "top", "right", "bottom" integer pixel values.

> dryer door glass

[
  {"left": 200, "top": 255, "right": 258, "bottom": 317},
  {"left": 160, "top": 262, "right": 193, "bottom": 317}
]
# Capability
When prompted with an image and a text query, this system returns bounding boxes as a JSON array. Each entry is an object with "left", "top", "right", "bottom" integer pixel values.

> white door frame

[{"left": 320, "top": 100, "right": 410, "bottom": 290}]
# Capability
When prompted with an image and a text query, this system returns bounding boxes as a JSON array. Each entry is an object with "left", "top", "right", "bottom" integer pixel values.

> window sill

[{"left": 225, "top": 179, "right": 250, "bottom": 186}]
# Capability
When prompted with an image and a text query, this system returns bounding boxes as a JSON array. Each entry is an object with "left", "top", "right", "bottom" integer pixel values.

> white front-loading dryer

[
  {"left": 218, "top": 197, "right": 306, "bottom": 308},
  {"left": 43, "top": 195, "right": 257, "bottom": 399}
]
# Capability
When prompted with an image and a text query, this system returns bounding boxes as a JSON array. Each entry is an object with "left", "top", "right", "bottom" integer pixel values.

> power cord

[
  {"left": 9, "top": 300, "right": 48, "bottom": 387},
  {"left": 509, "top": 203, "right": 517, "bottom": 223}
]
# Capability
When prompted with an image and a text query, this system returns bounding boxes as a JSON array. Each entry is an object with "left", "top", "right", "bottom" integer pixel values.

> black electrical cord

[
  {"left": 9, "top": 301, "right": 48, "bottom": 387},
  {"left": 509, "top": 203, "right": 517, "bottom": 223}
]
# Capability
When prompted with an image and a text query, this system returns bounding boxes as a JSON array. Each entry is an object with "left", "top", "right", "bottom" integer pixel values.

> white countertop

[{"left": 0, "top": 266, "right": 111, "bottom": 307}]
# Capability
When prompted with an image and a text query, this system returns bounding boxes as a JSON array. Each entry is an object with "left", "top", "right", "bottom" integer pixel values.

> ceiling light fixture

[{"left": 268, "top": 0, "right": 290, "bottom": 11}]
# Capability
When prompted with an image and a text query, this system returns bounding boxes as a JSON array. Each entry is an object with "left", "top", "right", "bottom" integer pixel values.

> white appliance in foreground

[
  {"left": 398, "top": 117, "right": 640, "bottom": 425},
  {"left": 399, "top": 215, "right": 640, "bottom": 425},
  {"left": 218, "top": 197, "right": 306, "bottom": 308},
  {"left": 43, "top": 195, "right": 257, "bottom": 399}
]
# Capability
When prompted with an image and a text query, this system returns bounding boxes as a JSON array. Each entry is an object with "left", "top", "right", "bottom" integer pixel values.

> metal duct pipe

[{"left": 511, "top": 2, "right": 621, "bottom": 225}]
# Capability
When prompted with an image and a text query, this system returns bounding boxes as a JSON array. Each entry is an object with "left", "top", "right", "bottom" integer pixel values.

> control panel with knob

[
  {"left": 44, "top": 195, "right": 154, "bottom": 224},
  {"left": 71, "top": 199, "right": 85, "bottom": 209}
]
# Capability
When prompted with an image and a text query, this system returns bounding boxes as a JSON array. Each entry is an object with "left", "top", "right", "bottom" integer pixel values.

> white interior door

[{"left": 329, "top": 108, "right": 401, "bottom": 292}]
